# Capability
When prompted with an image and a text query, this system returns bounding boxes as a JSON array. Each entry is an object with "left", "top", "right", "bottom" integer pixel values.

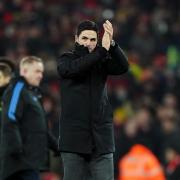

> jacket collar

[
  {"left": 73, "top": 42, "right": 89, "bottom": 56},
  {"left": 11, "top": 76, "right": 42, "bottom": 98}
]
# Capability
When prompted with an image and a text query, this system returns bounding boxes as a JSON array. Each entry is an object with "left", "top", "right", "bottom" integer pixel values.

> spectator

[
  {"left": 118, "top": 143, "right": 166, "bottom": 180},
  {"left": 165, "top": 133, "right": 180, "bottom": 180}
]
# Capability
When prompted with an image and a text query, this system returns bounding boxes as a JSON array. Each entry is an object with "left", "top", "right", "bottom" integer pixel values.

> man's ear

[
  {"left": 20, "top": 67, "right": 27, "bottom": 76},
  {"left": 75, "top": 35, "right": 78, "bottom": 43}
]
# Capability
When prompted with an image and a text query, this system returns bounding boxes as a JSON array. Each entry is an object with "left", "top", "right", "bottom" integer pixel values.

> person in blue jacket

[{"left": 0, "top": 56, "right": 59, "bottom": 180}]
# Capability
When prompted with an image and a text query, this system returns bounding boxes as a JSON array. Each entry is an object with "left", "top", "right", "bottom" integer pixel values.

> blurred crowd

[{"left": 0, "top": 0, "right": 180, "bottom": 179}]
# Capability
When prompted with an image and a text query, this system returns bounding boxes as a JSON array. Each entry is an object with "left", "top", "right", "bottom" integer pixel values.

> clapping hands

[{"left": 102, "top": 20, "right": 113, "bottom": 51}]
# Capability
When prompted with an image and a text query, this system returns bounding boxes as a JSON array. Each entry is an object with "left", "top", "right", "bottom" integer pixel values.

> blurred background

[{"left": 0, "top": 0, "right": 180, "bottom": 179}]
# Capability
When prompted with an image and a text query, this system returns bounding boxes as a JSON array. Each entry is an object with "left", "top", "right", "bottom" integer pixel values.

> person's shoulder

[
  {"left": 8, "top": 77, "right": 27, "bottom": 93},
  {"left": 3, "top": 78, "right": 26, "bottom": 102},
  {"left": 57, "top": 50, "right": 75, "bottom": 62},
  {"left": 61, "top": 50, "right": 74, "bottom": 57}
]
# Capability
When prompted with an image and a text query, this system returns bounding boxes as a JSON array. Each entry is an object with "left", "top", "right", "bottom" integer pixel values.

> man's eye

[{"left": 82, "top": 37, "right": 88, "bottom": 40}]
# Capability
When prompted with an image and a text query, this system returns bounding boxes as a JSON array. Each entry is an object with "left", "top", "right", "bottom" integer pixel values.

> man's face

[
  {"left": 23, "top": 62, "right": 44, "bottom": 87},
  {"left": 0, "top": 71, "right": 10, "bottom": 87},
  {"left": 76, "top": 30, "right": 98, "bottom": 52}
]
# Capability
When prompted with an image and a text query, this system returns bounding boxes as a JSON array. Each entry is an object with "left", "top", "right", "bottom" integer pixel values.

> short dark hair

[{"left": 76, "top": 20, "right": 98, "bottom": 36}]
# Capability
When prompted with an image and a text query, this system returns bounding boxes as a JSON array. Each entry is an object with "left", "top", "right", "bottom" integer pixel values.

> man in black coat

[
  {"left": 57, "top": 20, "right": 129, "bottom": 180},
  {"left": 0, "top": 56, "right": 59, "bottom": 180},
  {"left": 0, "top": 57, "right": 15, "bottom": 120},
  {"left": 0, "top": 58, "right": 15, "bottom": 179}
]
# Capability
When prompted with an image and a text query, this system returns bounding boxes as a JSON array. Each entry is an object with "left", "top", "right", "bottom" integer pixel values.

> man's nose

[{"left": 85, "top": 39, "right": 90, "bottom": 46}]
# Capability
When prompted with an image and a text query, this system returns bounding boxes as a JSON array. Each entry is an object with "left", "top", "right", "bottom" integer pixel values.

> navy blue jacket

[{"left": 0, "top": 76, "right": 58, "bottom": 179}]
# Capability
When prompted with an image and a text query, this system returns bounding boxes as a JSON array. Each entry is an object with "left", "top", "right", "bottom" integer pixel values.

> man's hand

[
  {"left": 102, "top": 20, "right": 113, "bottom": 51},
  {"left": 102, "top": 31, "right": 110, "bottom": 51},
  {"left": 103, "top": 20, "right": 113, "bottom": 41}
]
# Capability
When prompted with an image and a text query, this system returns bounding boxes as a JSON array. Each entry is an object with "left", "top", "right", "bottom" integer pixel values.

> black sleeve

[
  {"left": 57, "top": 47, "right": 108, "bottom": 78},
  {"left": 48, "top": 131, "right": 59, "bottom": 155},
  {"left": 2, "top": 82, "right": 25, "bottom": 155},
  {"left": 104, "top": 42, "right": 129, "bottom": 75}
]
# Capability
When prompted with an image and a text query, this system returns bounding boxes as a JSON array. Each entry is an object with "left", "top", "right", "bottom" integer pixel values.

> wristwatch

[{"left": 111, "top": 40, "right": 115, "bottom": 47}]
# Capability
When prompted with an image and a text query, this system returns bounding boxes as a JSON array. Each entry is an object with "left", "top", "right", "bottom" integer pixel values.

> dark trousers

[
  {"left": 61, "top": 152, "right": 114, "bottom": 180},
  {"left": 5, "top": 170, "right": 40, "bottom": 180}
]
